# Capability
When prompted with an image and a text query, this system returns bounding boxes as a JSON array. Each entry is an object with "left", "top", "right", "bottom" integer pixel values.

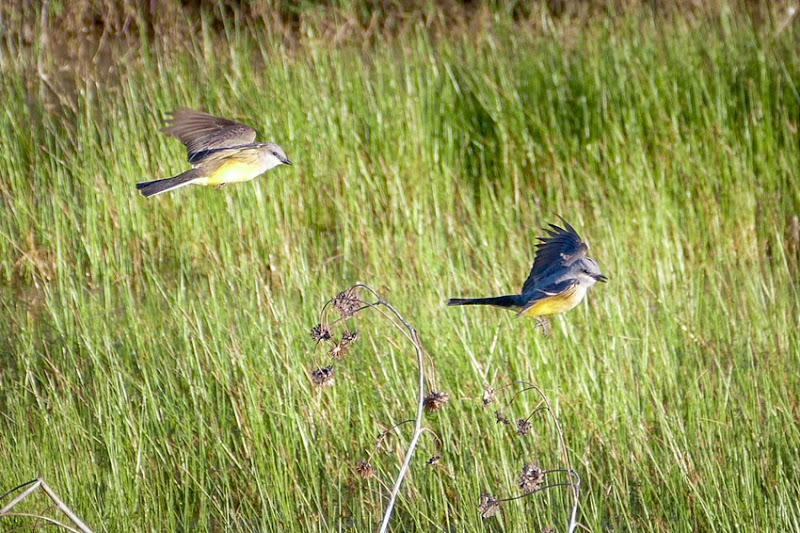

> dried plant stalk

[
  {"left": 0, "top": 478, "right": 93, "bottom": 533},
  {"left": 311, "top": 283, "right": 442, "bottom": 533},
  {"left": 480, "top": 381, "right": 581, "bottom": 532}
]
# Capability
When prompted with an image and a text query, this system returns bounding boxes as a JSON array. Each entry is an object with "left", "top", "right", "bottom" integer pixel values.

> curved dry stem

[
  {"left": 321, "top": 285, "right": 439, "bottom": 385},
  {"left": 496, "top": 482, "right": 575, "bottom": 504},
  {"left": 314, "top": 283, "right": 431, "bottom": 533},
  {"left": 353, "top": 286, "right": 427, "bottom": 533},
  {"left": 492, "top": 381, "right": 581, "bottom": 532},
  {"left": 419, "top": 427, "right": 444, "bottom": 450},
  {"left": 375, "top": 419, "right": 415, "bottom": 447},
  {"left": 0, "top": 512, "right": 83, "bottom": 533},
  {"left": 501, "top": 382, "right": 573, "bottom": 470},
  {"left": 0, "top": 478, "right": 93, "bottom": 533},
  {"left": 485, "top": 468, "right": 577, "bottom": 507},
  {"left": 524, "top": 405, "right": 550, "bottom": 422},
  {"left": 0, "top": 479, "right": 40, "bottom": 507}
]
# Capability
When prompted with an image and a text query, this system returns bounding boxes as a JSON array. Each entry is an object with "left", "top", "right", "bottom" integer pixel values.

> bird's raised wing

[
  {"left": 162, "top": 108, "right": 258, "bottom": 163},
  {"left": 520, "top": 218, "right": 588, "bottom": 294}
]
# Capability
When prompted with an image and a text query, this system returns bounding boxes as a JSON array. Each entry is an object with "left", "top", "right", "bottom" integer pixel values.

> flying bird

[
  {"left": 447, "top": 218, "right": 606, "bottom": 328},
  {"left": 136, "top": 108, "right": 292, "bottom": 197}
]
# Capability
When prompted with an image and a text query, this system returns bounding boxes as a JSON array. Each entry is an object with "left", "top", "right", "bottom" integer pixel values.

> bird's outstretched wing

[
  {"left": 162, "top": 108, "right": 258, "bottom": 163},
  {"left": 521, "top": 218, "right": 588, "bottom": 294}
]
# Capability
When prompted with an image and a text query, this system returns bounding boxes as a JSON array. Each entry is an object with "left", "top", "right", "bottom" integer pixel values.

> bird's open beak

[
  {"left": 595, "top": 274, "right": 608, "bottom": 283},
  {"left": 283, "top": 158, "right": 293, "bottom": 166}
]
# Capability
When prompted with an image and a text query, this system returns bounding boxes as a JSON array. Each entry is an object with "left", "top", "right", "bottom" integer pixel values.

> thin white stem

[
  {"left": 0, "top": 512, "right": 83, "bottom": 533},
  {"left": 349, "top": 284, "right": 427, "bottom": 533},
  {"left": 0, "top": 478, "right": 93, "bottom": 533},
  {"left": 0, "top": 479, "right": 42, "bottom": 515},
  {"left": 503, "top": 381, "right": 581, "bottom": 532},
  {"left": 566, "top": 470, "right": 581, "bottom": 533},
  {"left": 39, "top": 480, "right": 94, "bottom": 533}
]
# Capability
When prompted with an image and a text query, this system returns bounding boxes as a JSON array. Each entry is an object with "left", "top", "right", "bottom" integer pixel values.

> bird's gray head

[
  {"left": 572, "top": 257, "right": 607, "bottom": 287},
  {"left": 262, "top": 142, "right": 292, "bottom": 168}
]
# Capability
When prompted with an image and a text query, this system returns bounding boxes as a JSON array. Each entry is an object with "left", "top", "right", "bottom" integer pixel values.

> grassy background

[{"left": 1, "top": 3, "right": 800, "bottom": 531}]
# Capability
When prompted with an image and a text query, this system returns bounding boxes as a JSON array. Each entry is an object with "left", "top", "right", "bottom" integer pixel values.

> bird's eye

[{"left": 272, "top": 151, "right": 278, "bottom": 156}]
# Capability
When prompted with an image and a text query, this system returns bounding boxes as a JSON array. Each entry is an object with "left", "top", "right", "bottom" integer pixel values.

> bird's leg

[
  {"left": 534, "top": 317, "right": 551, "bottom": 336},
  {"left": 214, "top": 183, "right": 227, "bottom": 189}
]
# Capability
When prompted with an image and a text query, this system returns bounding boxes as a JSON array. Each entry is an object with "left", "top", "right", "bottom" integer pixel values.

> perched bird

[
  {"left": 447, "top": 218, "right": 606, "bottom": 328},
  {"left": 136, "top": 108, "right": 292, "bottom": 197}
]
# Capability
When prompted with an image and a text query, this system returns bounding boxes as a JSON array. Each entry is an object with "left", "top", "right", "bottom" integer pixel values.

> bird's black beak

[
  {"left": 283, "top": 158, "right": 293, "bottom": 166},
  {"left": 595, "top": 274, "right": 608, "bottom": 283}
]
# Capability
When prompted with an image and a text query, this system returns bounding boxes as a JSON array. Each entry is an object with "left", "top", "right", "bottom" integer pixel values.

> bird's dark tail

[
  {"left": 447, "top": 295, "right": 521, "bottom": 308},
  {"left": 136, "top": 169, "right": 201, "bottom": 197}
]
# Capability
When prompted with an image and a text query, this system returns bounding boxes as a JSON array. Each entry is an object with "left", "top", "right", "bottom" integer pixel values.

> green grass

[{"left": 1, "top": 8, "right": 800, "bottom": 532}]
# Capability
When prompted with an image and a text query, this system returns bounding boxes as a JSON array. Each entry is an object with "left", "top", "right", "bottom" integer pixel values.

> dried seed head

[
  {"left": 329, "top": 343, "right": 344, "bottom": 359},
  {"left": 330, "top": 330, "right": 360, "bottom": 359},
  {"left": 495, "top": 411, "right": 510, "bottom": 425},
  {"left": 426, "top": 455, "right": 442, "bottom": 466},
  {"left": 333, "top": 288, "right": 362, "bottom": 319},
  {"left": 519, "top": 463, "right": 545, "bottom": 493},
  {"left": 355, "top": 459, "right": 375, "bottom": 479},
  {"left": 482, "top": 385, "right": 496, "bottom": 407},
  {"left": 423, "top": 391, "right": 450, "bottom": 412},
  {"left": 516, "top": 418, "right": 532, "bottom": 436},
  {"left": 311, "top": 366, "right": 335, "bottom": 387},
  {"left": 478, "top": 492, "right": 501, "bottom": 519},
  {"left": 341, "top": 330, "right": 359, "bottom": 346},
  {"left": 310, "top": 323, "right": 332, "bottom": 342}
]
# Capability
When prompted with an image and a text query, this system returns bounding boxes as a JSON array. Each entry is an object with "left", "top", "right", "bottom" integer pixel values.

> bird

[
  {"left": 447, "top": 218, "right": 606, "bottom": 330},
  {"left": 136, "top": 108, "right": 292, "bottom": 197}
]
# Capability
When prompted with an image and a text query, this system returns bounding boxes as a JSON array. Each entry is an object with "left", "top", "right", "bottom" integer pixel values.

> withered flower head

[
  {"left": 495, "top": 411, "right": 510, "bottom": 425},
  {"left": 426, "top": 455, "right": 442, "bottom": 466},
  {"left": 333, "top": 287, "right": 362, "bottom": 319},
  {"left": 311, "top": 365, "right": 335, "bottom": 387},
  {"left": 310, "top": 323, "right": 332, "bottom": 342},
  {"left": 482, "top": 385, "right": 496, "bottom": 407},
  {"left": 341, "top": 330, "right": 359, "bottom": 346},
  {"left": 519, "top": 463, "right": 545, "bottom": 493},
  {"left": 478, "top": 492, "right": 501, "bottom": 519},
  {"left": 355, "top": 458, "right": 375, "bottom": 479},
  {"left": 330, "top": 330, "right": 360, "bottom": 359},
  {"left": 516, "top": 418, "right": 532, "bottom": 436},
  {"left": 329, "top": 343, "right": 344, "bottom": 359},
  {"left": 423, "top": 391, "right": 450, "bottom": 413}
]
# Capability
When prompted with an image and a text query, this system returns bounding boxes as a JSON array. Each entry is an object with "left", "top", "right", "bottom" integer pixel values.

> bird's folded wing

[
  {"left": 517, "top": 279, "right": 578, "bottom": 316},
  {"left": 162, "top": 108, "right": 258, "bottom": 163},
  {"left": 521, "top": 218, "right": 588, "bottom": 294}
]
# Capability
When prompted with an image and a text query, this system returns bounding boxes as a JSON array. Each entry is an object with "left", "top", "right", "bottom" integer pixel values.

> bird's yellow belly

[
  {"left": 203, "top": 159, "right": 265, "bottom": 186},
  {"left": 520, "top": 285, "right": 587, "bottom": 318}
]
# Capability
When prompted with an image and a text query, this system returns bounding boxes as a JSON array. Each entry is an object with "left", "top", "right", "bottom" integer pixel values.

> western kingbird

[
  {"left": 136, "top": 108, "right": 292, "bottom": 197},
  {"left": 447, "top": 218, "right": 606, "bottom": 321}
]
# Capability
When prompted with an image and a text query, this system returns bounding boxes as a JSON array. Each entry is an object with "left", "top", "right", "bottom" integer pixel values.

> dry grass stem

[
  {"left": 479, "top": 381, "right": 582, "bottom": 530},
  {"left": 308, "top": 283, "right": 446, "bottom": 532},
  {"left": 0, "top": 478, "right": 93, "bottom": 533}
]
